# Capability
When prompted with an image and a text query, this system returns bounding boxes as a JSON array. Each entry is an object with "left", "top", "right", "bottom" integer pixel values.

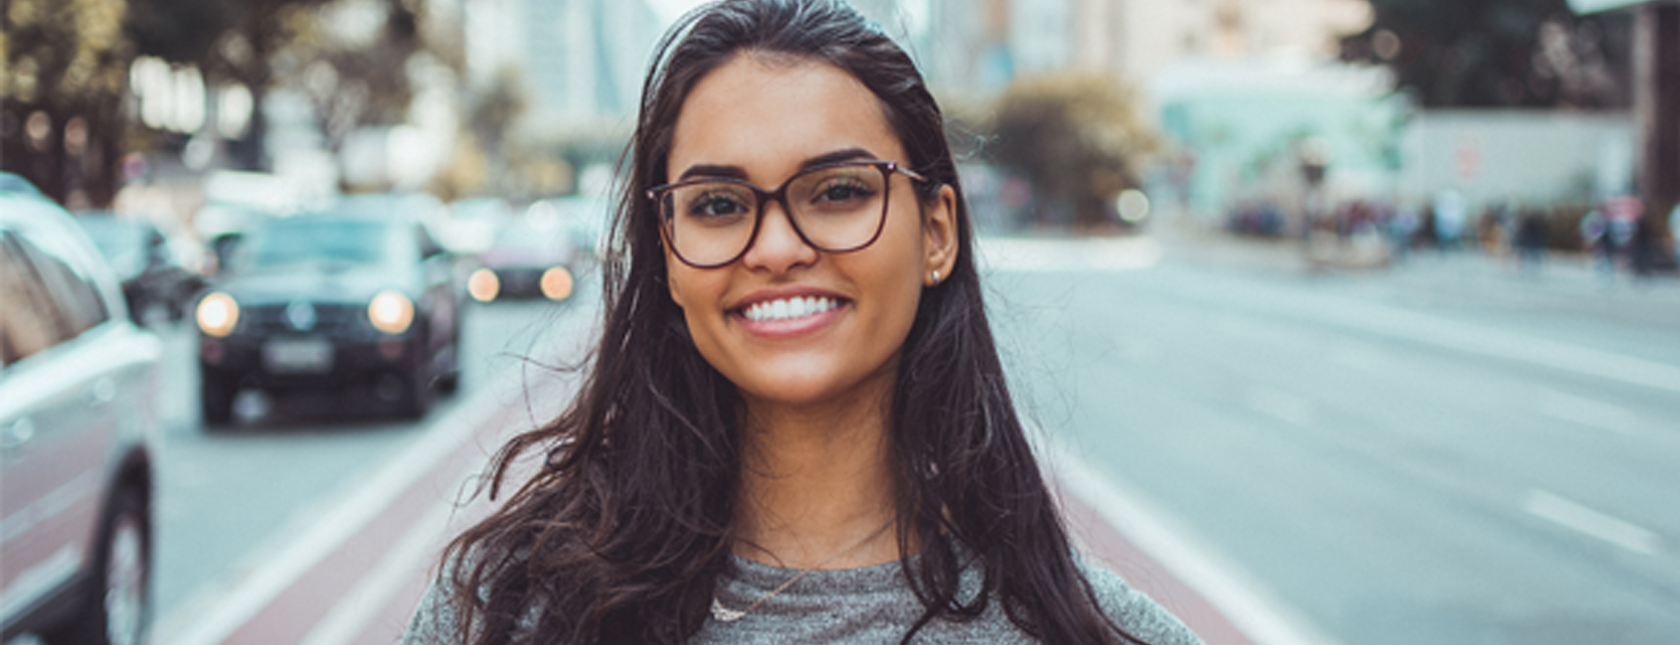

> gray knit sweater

[{"left": 403, "top": 553, "right": 1205, "bottom": 644}]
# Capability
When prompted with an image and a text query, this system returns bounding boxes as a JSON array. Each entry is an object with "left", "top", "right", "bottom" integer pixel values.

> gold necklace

[{"left": 711, "top": 519, "right": 895, "bottom": 623}]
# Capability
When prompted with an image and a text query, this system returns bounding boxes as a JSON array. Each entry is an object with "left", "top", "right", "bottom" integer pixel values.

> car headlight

[
  {"left": 196, "top": 292, "right": 239, "bottom": 337},
  {"left": 368, "top": 290, "right": 415, "bottom": 334},
  {"left": 541, "top": 267, "right": 574, "bottom": 301},
  {"left": 468, "top": 268, "right": 499, "bottom": 302}
]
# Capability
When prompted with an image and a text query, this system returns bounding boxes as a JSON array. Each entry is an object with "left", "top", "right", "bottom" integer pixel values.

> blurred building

[
  {"left": 465, "top": 0, "right": 662, "bottom": 138},
  {"left": 922, "top": 0, "right": 1370, "bottom": 96},
  {"left": 1153, "top": 58, "right": 1403, "bottom": 226},
  {"left": 919, "top": 0, "right": 1384, "bottom": 225}
]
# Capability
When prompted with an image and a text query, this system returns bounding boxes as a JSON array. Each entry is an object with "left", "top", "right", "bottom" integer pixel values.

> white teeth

[{"left": 742, "top": 296, "right": 839, "bottom": 322}]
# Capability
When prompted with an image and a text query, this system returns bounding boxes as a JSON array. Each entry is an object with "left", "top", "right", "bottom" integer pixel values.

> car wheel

[
  {"left": 201, "top": 369, "right": 236, "bottom": 428},
  {"left": 46, "top": 487, "right": 150, "bottom": 645},
  {"left": 435, "top": 326, "right": 461, "bottom": 395},
  {"left": 397, "top": 335, "right": 434, "bottom": 420},
  {"left": 399, "top": 366, "right": 434, "bottom": 420}
]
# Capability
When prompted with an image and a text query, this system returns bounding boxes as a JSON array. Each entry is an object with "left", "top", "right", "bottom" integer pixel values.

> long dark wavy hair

[{"left": 441, "top": 1, "right": 1145, "bottom": 643}]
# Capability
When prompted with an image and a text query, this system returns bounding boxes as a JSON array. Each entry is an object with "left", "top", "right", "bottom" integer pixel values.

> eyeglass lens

[{"left": 661, "top": 163, "right": 891, "bottom": 266}]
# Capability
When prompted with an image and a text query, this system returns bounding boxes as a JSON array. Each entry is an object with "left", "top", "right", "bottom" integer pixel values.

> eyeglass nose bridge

[{"left": 737, "top": 181, "right": 826, "bottom": 262}]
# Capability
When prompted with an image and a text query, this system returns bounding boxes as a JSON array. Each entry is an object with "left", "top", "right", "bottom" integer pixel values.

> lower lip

[{"left": 735, "top": 303, "right": 847, "bottom": 337}]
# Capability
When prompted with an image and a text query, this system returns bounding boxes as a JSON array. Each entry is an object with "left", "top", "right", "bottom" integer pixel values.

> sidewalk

[{"left": 1151, "top": 219, "right": 1680, "bottom": 314}]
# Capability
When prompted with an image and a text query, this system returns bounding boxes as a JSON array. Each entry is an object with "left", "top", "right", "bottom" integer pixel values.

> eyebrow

[{"left": 675, "top": 147, "right": 878, "bottom": 182}]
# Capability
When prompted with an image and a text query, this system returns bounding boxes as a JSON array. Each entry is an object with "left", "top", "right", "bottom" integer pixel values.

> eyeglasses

[{"left": 648, "top": 159, "right": 926, "bottom": 268}]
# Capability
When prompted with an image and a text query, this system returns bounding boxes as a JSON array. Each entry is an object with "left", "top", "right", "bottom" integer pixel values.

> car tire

[
  {"left": 201, "top": 370, "right": 235, "bottom": 428},
  {"left": 435, "top": 325, "right": 461, "bottom": 395},
  {"left": 46, "top": 487, "right": 150, "bottom": 645},
  {"left": 399, "top": 367, "right": 434, "bottom": 420},
  {"left": 397, "top": 334, "right": 434, "bottom": 420}
]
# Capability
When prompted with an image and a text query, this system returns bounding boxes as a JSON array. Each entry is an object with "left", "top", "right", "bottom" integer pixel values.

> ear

[{"left": 922, "top": 184, "right": 958, "bottom": 287}]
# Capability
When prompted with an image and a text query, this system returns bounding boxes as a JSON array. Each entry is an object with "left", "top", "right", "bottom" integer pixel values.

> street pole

[{"left": 1635, "top": 2, "right": 1680, "bottom": 226}]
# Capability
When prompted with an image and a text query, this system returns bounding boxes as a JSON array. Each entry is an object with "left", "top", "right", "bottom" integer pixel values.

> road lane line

[
  {"left": 152, "top": 375, "right": 517, "bottom": 645},
  {"left": 976, "top": 237, "right": 1164, "bottom": 273},
  {"left": 296, "top": 493, "right": 457, "bottom": 645},
  {"left": 1157, "top": 269, "right": 1680, "bottom": 395},
  {"left": 1537, "top": 391, "right": 1638, "bottom": 436},
  {"left": 1301, "top": 296, "right": 1680, "bottom": 395},
  {"left": 1042, "top": 439, "right": 1343, "bottom": 645},
  {"left": 1523, "top": 489, "right": 1661, "bottom": 555}
]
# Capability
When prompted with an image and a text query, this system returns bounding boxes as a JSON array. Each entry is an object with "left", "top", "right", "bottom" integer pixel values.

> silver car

[{"left": 1, "top": 175, "right": 161, "bottom": 645}]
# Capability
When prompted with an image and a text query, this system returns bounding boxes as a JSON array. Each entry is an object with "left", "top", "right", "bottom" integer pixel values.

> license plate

[{"left": 263, "top": 338, "right": 334, "bottom": 373}]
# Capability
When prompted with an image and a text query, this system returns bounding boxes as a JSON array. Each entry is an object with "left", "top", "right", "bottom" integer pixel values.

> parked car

[
  {"left": 73, "top": 214, "right": 206, "bottom": 323},
  {"left": 194, "top": 210, "right": 461, "bottom": 426},
  {"left": 466, "top": 223, "right": 578, "bottom": 303},
  {"left": 1, "top": 175, "right": 161, "bottom": 645}
]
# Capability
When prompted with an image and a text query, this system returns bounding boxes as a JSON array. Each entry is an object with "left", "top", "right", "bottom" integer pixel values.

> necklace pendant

[{"left": 711, "top": 597, "right": 747, "bottom": 623}]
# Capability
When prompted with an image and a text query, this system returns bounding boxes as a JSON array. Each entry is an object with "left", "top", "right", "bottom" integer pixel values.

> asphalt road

[
  {"left": 127, "top": 231, "right": 1680, "bottom": 645},
  {"left": 984, "top": 232, "right": 1680, "bottom": 645}
]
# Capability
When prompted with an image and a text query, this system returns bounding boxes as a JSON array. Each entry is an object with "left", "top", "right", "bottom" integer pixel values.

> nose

[{"left": 740, "top": 198, "right": 817, "bottom": 273}]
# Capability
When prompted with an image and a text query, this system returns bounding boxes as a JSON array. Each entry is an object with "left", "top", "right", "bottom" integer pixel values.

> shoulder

[{"left": 1078, "top": 560, "right": 1206, "bottom": 645}]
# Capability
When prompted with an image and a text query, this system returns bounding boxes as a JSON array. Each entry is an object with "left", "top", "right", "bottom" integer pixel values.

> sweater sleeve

[
  {"left": 403, "top": 570, "right": 465, "bottom": 645},
  {"left": 1081, "top": 562, "right": 1207, "bottom": 645}
]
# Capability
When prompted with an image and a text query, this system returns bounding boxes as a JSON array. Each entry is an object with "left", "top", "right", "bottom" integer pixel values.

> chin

[{"left": 740, "top": 378, "right": 844, "bottom": 407}]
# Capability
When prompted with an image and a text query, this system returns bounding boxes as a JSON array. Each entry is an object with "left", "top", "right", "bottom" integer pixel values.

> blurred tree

[
  {"left": 1342, "top": 0, "right": 1631, "bottom": 108},
  {"left": 276, "top": 0, "right": 428, "bottom": 154},
  {"left": 124, "top": 0, "right": 440, "bottom": 171},
  {"left": 468, "top": 66, "right": 528, "bottom": 161},
  {"left": 2, "top": 0, "right": 132, "bottom": 206},
  {"left": 124, "top": 0, "right": 331, "bottom": 171},
  {"left": 989, "top": 72, "right": 1153, "bottom": 231}
]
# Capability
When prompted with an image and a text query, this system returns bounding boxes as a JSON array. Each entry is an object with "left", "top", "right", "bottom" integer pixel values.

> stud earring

[{"left": 931, "top": 270, "right": 940, "bottom": 284}]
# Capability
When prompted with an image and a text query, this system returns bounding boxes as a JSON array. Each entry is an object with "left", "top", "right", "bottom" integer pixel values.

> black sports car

[{"left": 193, "top": 210, "right": 461, "bottom": 426}]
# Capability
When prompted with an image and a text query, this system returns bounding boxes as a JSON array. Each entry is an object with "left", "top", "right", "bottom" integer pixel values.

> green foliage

[
  {"left": 1343, "top": 0, "right": 1631, "bottom": 108},
  {"left": 2, "top": 0, "right": 133, "bottom": 205},
  {"left": 988, "top": 72, "right": 1153, "bottom": 230},
  {"left": 275, "top": 0, "right": 429, "bottom": 152}
]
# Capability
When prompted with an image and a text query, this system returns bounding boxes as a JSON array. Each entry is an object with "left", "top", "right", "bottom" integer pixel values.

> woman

[{"left": 406, "top": 1, "right": 1203, "bottom": 643}]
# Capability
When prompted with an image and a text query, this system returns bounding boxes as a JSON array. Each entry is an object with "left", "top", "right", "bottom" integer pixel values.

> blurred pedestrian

[
  {"left": 1433, "top": 190, "right": 1466, "bottom": 252},
  {"left": 1388, "top": 203, "right": 1418, "bottom": 263},
  {"left": 1514, "top": 207, "right": 1548, "bottom": 274},
  {"left": 1579, "top": 209, "right": 1613, "bottom": 280},
  {"left": 402, "top": 2, "right": 1203, "bottom": 644},
  {"left": 1670, "top": 203, "right": 1680, "bottom": 267}
]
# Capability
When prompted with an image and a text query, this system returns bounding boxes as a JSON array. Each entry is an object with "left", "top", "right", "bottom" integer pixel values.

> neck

[{"left": 734, "top": 387, "right": 901, "bottom": 570}]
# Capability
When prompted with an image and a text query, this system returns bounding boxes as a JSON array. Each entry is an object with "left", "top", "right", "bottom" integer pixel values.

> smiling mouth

[{"left": 738, "top": 295, "right": 845, "bottom": 323}]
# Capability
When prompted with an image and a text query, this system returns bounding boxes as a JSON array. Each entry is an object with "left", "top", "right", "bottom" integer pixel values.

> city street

[
  {"left": 128, "top": 231, "right": 1680, "bottom": 645},
  {"left": 988, "top": 229, "right": 1680, "bottom": 645}
]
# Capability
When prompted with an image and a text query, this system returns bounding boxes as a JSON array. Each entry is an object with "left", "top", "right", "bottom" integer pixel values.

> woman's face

[{"left": 663, "top": 53, "right": 956, "bottom": 413}]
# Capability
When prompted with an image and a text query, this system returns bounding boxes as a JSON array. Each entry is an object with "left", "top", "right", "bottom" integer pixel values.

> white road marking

[
  {"left": 151, "top": 373, "right": 517, "bottom": 645},
  {"left": 1537, "top": 390, "right": 1639, "bottom": 436},
  {"left": 1245, "top": 386, "right": 1317, "bottom": 428},
  {"left": 975, "top": 237, "right": 1163, "bottom": 273},
  {"left": 1523, "top": 489, "right": 1661, "bottom": 555},
  {"left": 1042, "top": 439, "right": 1344, "bottom": 645},
  {"left": 1301, "top": 297, "right": 1680, "bottom": 396},
  {"left": 1149, "top": 268, "right": 1680, "bottom": 395}
]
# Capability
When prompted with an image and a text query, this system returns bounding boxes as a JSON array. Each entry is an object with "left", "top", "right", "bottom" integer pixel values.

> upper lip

[{"left": 728, "top": 285, "right": 849, "bottom": 313}]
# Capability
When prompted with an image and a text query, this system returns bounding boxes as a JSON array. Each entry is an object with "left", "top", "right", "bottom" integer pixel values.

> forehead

[{"left": 667, "top": 54, "right": 905, "bottom": 181}]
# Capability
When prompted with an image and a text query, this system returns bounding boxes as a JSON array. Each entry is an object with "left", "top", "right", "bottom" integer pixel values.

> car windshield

[{"left": 241, "top": 217, "right": 392, "bottom": 269}]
